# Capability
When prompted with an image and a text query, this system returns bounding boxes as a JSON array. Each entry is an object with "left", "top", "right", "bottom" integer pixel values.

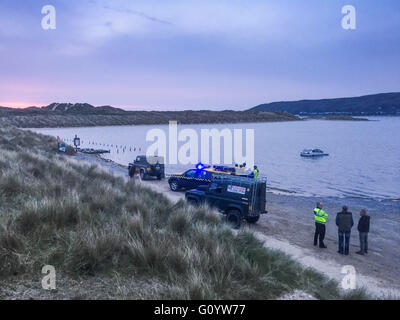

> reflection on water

[{"left": 30, "top": 117, "right": 400, "bottom": 200}]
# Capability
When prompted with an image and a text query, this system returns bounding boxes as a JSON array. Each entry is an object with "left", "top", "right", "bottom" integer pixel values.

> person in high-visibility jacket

[
  {"left": 253, "top": 166, "right": 259, "bottom": 179},
  {"left": 314, "top": 202, "right": 328, "bottom": 248}
]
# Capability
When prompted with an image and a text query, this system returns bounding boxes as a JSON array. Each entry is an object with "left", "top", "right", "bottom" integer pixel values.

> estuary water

[{"left": 31, "top": 117, "right": 400, "bottom": 200}]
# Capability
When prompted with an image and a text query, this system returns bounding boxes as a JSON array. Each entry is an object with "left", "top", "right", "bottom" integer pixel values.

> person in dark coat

[
  {"left": 128, "top": 164, "right": 136, "bottom": 178},
  {"left": 336, "top": 206, "right": 354, "bottom": 255},
  {"left": 356, "top": 209, "right": 370, "bottom": 255}
]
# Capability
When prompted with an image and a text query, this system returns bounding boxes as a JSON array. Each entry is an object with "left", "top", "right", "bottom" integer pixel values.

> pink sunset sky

[{"left": 1, "top": 0, "right": 399, "bottom": 111}]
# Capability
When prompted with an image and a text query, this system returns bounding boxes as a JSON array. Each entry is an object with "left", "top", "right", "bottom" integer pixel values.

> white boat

[{"left": 300, "top": 149, "right": 329, "bottom": 157}]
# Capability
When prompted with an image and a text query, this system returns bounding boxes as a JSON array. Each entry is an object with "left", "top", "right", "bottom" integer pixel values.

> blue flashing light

[{"left": 196, "top": 163, "right": 205, "bottom": 170}]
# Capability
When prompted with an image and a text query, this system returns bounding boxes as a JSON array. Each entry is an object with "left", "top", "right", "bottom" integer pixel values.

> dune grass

[{"left": 0, "top": 123, "right": 369, "bottom": 299}]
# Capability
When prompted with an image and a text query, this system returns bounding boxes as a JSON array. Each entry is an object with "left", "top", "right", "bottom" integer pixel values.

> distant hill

[
  {"left": 251, "top": 92, "right": 400, "bottom": 115},
  {"left": 42, "top": 103, "right": 127, "bottom": 115},
  {"left": 0, "top": 103, "right": 299, "bottom": 128}
]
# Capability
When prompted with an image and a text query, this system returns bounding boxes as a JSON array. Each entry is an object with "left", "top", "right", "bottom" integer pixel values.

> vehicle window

[
  {"left": 136, "top": 157, "right": 141, "bottom": 162},
  {"left": 199, "top": 171, "right": 210, "bottom": 179},
  {"left": 184, "top": 170, "right": 197, "bottom": 178},
  {"left": 210, "top": 183, "right": 223, "bottom": 193}
]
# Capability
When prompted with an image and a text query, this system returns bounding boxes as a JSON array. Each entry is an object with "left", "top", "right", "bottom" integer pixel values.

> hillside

[
  {"left": 0, "top": 103, "right": 300, "bottom": 128},
  {"left": 251, "top": 92, "right": 400, "bottom": 115},
  {"left": 0, "top": 122, "right": 366, "bottom": 300}
]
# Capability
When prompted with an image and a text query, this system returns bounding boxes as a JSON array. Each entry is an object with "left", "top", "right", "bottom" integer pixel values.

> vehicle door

[
  {"left": 134, "top": 156, "right": 143, "bottom": 169},
  {"left": 197, "top": 170, "right": 212, "bottom": 186},
  {"left": 205, "top": 182, "right": 225, "bottom": 209},
  {"left": 182, "top": 169, "right": 198, "bottom": 190}
]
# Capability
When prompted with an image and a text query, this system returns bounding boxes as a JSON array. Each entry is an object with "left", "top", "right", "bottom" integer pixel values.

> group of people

[
  {"left": 234, "top": 163, "right": 260, "bottom": 179},
  {"left": 313, "top": 202, "right": 370, "bottom": 256}
]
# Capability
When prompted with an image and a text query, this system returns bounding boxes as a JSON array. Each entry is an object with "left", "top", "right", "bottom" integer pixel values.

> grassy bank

[{"left": 0, "top": 123, "right": 367, "bottom": 299}]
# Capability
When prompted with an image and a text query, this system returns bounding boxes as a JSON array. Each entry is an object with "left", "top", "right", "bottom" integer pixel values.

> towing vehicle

[
  {"left": 185, "top": 175, "right": 267, "bottom": 228},
  {"left": 128, "top": 155, "right": 165, "bottom": 180},
  {"left": 168, "top": 163, "right": 253, "bottom": 191}
]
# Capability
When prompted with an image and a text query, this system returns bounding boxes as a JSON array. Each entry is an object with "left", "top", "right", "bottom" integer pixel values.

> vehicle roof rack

[{"left": 211, "top": 173, "right": 267, "bottom": 185}]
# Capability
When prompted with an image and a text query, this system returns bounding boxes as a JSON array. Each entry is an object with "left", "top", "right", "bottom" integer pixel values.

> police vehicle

[
  {"left": 168, "top": 163, "right": 250, "bottom": 191},
  {"left": 129, "top": 155, "right": 165, "bottom": 180},
  {"left": 185, "top": 174, "right": 267, "bottom": 229}
]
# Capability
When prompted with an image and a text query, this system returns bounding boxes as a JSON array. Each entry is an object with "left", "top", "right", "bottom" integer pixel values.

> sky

[{"left": 0, "top": 0, "right": 399, "bottom": 110}]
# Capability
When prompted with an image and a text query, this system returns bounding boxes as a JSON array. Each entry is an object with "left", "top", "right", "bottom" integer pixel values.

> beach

[{"left": 76, "top": 152, "right": 400, "bottom": 298}]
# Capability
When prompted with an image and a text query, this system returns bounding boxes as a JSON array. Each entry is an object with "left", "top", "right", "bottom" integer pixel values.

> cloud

[
  {"left": 38, "top": 0, "right": 334, "bottom": 57},
  {"left": 63, "top": 0, "right": 299, "bottom": 49},
  {"left": 102, "top": 4, "right": 173, "bottom": 26}
]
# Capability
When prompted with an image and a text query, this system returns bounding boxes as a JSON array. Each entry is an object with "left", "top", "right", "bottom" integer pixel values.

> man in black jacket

[
  {"left": 336, "top": 206, "right": 354, "bottom": 255},
  {"left": 356, "top": 209, "right": 370, "bottom": 255}
]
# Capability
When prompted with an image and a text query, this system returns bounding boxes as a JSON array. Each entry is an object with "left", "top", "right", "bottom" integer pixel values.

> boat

[{"left": 300, "top": 149, "right": 329, "bottom": 157}]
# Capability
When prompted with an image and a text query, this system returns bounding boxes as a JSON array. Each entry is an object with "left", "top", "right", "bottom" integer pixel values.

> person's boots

[
  {"left": 319, "top": 242, "right": 327, "bottom": 249},
  {"left": 344, "top": 243, "right": 349, "bottom": 255},
  {"left": 356, "top": 251, "right": 364, "bottom": 255}
]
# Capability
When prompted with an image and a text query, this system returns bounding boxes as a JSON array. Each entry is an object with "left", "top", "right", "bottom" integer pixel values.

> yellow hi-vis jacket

[
  {"left": 314, "top": 208, "right": 328, "bottom": 224},
  {"left": 253, "top": 169, "right": 259, "bottom": 179}
]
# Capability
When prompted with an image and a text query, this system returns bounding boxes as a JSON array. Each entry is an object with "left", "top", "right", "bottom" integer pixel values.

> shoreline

[
  {"left": 20, "top": 115, "right": 400, "bottom": 130},
  {"left": 16, "top": 118, "right": 301, "bottom": 129},
  {"left": 0, "top": 110, "right": 301, "bottom": 129},
  {"left": 93, "top": 153, "right": 400, "bottom": 204}
]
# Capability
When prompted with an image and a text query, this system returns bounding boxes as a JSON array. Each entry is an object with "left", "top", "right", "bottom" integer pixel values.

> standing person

[
  {"left": 356, "top": 209, "right": 370, "bottom": 255},
  {"left": 336, "top": 206, "right": 354, "bottom": 255},
  {"left": 314, "top": 202, "right": 328, "bottom": 248},
  {"left": 128, "top": 164, "right": 136, "bottom": 178},
  {"left": 253, "top": 166, "right": 259, "bottom": 179},
  {"left": 133, "top": 167, "right": 141, "bottom": 181}
]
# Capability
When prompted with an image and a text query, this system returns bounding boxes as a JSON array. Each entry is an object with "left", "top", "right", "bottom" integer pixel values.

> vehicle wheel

[
  {"left": 187, "top": 198, "right": 198, "bottom": 207},
  {"left": 140, "top": 170, "right": 147, "bottom": 180},
  {"left": 245, "top": 216, "right": 260, "bottom": 224},
  {"left": 157, "top": 174, "right": 162, "bottom": 180},
  {"left": 169, "top": 181, "right": 179, "bottom": 191},
  {"left": 226, "top": 210, "right": 242, "bottom": 229}
]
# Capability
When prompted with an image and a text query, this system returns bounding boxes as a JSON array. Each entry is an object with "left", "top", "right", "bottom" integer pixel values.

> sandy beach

[{"left": 76, "top": 153, "right": 400, "bottom": 298}]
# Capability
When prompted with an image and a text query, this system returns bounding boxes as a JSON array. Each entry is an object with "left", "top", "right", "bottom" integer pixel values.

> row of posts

[{"left": 60, "top": 136, "right": 142, "bottom": 153}]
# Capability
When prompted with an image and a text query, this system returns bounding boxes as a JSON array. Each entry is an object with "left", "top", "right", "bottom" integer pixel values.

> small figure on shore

[
  {"left": 356, "top": 209, "right": 370, "bottom": 255},
  {"left": 313, "top": 202, "right": 328, "bottom": 248},
  {"left": 253, "top": 165, "right": 259, "bottom": 179},
  {"left": 336, "top": 206, "right": 354, "bottom": 255},
  {"left": 128, "top": 164, "right": 136, "bottom": 178},
  {"left": 133, "top": 167, "right": 141, "bottom": 181}
]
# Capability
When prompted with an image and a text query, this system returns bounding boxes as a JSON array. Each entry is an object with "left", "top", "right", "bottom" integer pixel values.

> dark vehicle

[
  {"left": 185, "top": 175, "right": 267, "bottom": 228},
  {"left": 128, "top": 155, "right": 165, "bottom": 180},
  {"left": 168, "top": 163, "right": 253, "bottom": 191},
  {"left": 168, "top": 168, "right": 213, "bottom": 191},
  {"left": 58, "top": 141, "right": 67, "bottom": 153}
]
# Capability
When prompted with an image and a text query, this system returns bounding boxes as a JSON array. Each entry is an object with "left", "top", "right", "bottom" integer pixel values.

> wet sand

[{"left": 254, "top": 193, "right": 400, "bottom": 297}]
